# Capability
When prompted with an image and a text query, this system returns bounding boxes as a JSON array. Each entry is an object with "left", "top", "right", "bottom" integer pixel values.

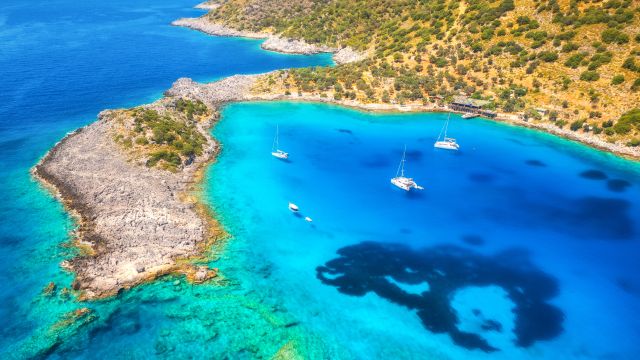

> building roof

[{"left": 451, "top": 95, "right": 490, "bottom": 108}]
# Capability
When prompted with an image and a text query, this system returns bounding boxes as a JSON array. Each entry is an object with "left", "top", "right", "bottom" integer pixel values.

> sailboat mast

[
  {"left": 400, "top": 145, "right": 406, "bottom": 177},
  {"left": 273, "top": 125, "right": 279, "bottom": 151},
  {"left": 444, "top": 112, "right": 451, "bottom": 139}
]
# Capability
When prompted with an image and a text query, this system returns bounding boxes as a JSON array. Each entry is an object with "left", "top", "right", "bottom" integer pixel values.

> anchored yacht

[
  {"left": 271, "top": 125, "right": 289, "bottom": 159},
  {"left": 391, "top": 145, "right": 424, "bottom": 191},
  {"left": 434, "top": 113, "right": 460, "bottom": 150}
]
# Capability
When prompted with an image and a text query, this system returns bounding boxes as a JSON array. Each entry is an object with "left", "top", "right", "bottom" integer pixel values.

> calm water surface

[
  {"left": 1, "top": 0, "right": 639, "bottom": 358},
  {"left": 204, "top": 102, "right": 640, "bottom": 359}
]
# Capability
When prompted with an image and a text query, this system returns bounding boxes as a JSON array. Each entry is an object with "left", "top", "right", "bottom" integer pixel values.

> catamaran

[
  {"left": 434, "top": 113, "right": 460, "bottom": 150},
  {"left": 391, "top": 145, "right": 424, "bottom": 191},
  {"left": 271, "top": 125, "right": 289, "bottom": 159}
]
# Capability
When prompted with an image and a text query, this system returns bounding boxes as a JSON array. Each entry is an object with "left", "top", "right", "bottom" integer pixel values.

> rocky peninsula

[
  {"left": 171, "top": 17, "right": 366, "bottom": 65},
  {"left": 33, "top": 76, "right": 257, "bottom": 300}
]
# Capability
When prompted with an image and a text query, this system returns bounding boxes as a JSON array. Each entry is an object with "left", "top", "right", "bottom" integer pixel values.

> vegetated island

[{"left": 34, "top": 0, "right": 640, "bottom": 301}]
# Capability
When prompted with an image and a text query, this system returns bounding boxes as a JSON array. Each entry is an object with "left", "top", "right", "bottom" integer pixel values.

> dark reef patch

[
  {"left": 461, "top": 235, "right": 485, "bottom": 246},
  {"left": 525, "top": 159, "right": 546, "bottom": 167},
  {"left": 89, "top": 307, "right": 142, "bottom": 339},
  {"left": 405, "top": 150, "right": 423, "bottom": 161},
  {"left": 0, "top": 235, "right": 25, "bottom": 249},
  {"left": 561, "top": 197, "right": 634, "bottom": 240},
  {"left": 607, "top": 179, "right": 631, "bottom": 193},
  {"left": 337, "top": 128, "right": 353, "bottom": 135},
  {"left": 580, "top": 169, "right": 608, "bottom": 180},
  {"left": 615, "top": 277, "right": 639, "bottom": 296},
  {"left": 0, "top": 137, "right": 28, "bottom": 154},
  {"left": 317, "top": 242, "right": 563, "bottom": 352},
  {"left": 484, "top": 188, "right": 635, "bottom": 241},
  {"left": 361, "top": 155, "right": 390, "bottom": 168},
  {"left": 468, "top": 172, "right": 494, "bottom": 183}
]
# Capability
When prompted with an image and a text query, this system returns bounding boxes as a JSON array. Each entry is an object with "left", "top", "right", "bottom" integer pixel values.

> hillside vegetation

[{"left": 208, "top": 0, "right": 640, "bottom": 145}]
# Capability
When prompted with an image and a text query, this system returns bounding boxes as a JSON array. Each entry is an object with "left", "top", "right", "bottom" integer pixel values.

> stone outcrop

[
  {"left": 194, "top": 1, "right": 220, "bottom": 10},
  {"left": 165, "top": 75, "right": 258, "bottom": 105}
]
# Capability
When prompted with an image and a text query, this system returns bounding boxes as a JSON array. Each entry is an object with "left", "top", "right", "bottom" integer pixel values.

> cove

[{"left": 203, "top": 101, "right": 640, "bottom": 359}]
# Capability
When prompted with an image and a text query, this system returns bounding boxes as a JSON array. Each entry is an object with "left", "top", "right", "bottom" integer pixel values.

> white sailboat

[
  {"left": 271, "top": 125, "right": 289, "bottom": 159},
  {"left": 391, "top": 145, "right": 424, "bottom": 191},
  {"left": 434, "top": 113, "right": 460, "bottom": 150}
]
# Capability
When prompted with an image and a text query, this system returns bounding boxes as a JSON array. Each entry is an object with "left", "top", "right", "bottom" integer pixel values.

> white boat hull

[
  {"left": 272, "top": 150, "right": 288, "bottom": 159},
  {"left": 434, "top": 141, "right": 460, "bottom": 150},
  {"left": 391, "top": 177, "right": 423, "bottom": 191}
]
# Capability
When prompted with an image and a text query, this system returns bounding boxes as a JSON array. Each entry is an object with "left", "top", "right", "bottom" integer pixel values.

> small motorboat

[
  {"left": 462, "top": 113, "right": 478, "bottom": 119},
  {"left": 288, "top": 202, "right": 299, "bottom": 212},
  {"left": 304, "top": 216, "right": 313, "bottom": 222},
  {"left": 391, "top": 145, "right": 424, "bottom": 191},
  {"left": 271, "top": 149, "right": 289, "bottom": 159}
]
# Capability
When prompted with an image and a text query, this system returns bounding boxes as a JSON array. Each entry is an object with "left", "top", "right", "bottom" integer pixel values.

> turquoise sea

[{"left": 1, "top": 0, "right": 640, "bottom": 359}]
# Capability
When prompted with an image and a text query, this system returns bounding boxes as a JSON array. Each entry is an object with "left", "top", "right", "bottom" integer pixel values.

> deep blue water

[{"left": 1, "top": 0, "right": 640, "bottom": 358}]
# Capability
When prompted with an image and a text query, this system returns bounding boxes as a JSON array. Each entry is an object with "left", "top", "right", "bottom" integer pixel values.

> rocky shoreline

[{"left": 171, "top": 17, "right": 366, "bottom": 65}]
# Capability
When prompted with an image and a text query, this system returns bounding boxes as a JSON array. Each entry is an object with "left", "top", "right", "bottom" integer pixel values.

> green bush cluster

[
  {"left": 130, "top": 107, "right": 208, "bottom": 171},
  {"left": 613, "top": 108, "right": 640, "bottom": 134}
]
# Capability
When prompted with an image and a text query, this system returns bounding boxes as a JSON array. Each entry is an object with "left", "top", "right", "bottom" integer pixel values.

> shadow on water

[
  {"left": 461, "top": 235, "right": 485, "bottom": 246},
  {"left": 317, "top": 242, "right": 564, "bottom": 352},
  {"left": 607, "top": 179, "right": 631, "bottom": 193},
  {"left": 361, "top": 154, "right": 391, "bottom": 169},
  {"left": 468, "top": 172, "right": 494, "bottom": 184},
  {"left": 484, "top": 187, "right": 635, "bottom": 241},
  {"left": 405, "top": 150, "right": 423, "bottom": 162},
  {"left": 579, "top": 169, "right": 608, "bottom": 180},
  {"left": 525, "top": 159, "right": 546, "bottom": 167}
]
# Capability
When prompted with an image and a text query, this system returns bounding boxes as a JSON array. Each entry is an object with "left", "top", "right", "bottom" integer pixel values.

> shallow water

[
  {"left": 0, "top": 0, "right": 330, "bottom": 357},
  {"left": 1, "top": 0, "right": 640, "bottom": 358}
]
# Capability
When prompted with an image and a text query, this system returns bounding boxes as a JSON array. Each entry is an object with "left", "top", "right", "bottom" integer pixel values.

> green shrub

[
  {"left": 611, "top": 74, "right": 625, "bottom": 85},
  {"left": 601, "top": 28, "right": 629, "bottom": 44},
  {"left": 564, "top": 52, "right": 587, "bottom": 68},
  {"left": 561, "top": 42, "right": 579, "bottom": 52},
  {"left": 146, "top": 150, "right": 181, "bottom": 169},
  {"left": 614, "top": 108, "right": 640, "bottom": 134},
  {"left": 570, "top": 120, "right": 585, "bottom": 131},
  {"left": 538, "top": 51, "right": 559, "bottom": 62},
  {"left": 580, "top": 70, "right": 600, "bottom": 81}
]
